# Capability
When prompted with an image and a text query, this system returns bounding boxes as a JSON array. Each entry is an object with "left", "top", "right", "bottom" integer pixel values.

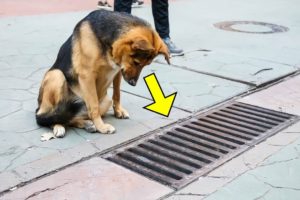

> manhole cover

[
  {"left": 214, "top": 21, "right": 289, "bottom": 34},
  {"left": 103, "top": 102, "right": 298, "bottom": 188}
]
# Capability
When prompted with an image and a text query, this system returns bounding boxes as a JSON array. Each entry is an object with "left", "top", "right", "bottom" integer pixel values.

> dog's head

[{"left": 112, "top": 27, "right": 170, "bottom": 86}]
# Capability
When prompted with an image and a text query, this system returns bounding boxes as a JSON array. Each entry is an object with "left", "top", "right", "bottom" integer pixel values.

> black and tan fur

[{"left": 35, "top": 10, "right": 170, "bottom": 137}]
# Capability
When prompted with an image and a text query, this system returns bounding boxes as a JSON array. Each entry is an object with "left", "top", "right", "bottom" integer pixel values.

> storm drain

[{"left": 103, "top": 102, "right": 298, "bottom": 188}]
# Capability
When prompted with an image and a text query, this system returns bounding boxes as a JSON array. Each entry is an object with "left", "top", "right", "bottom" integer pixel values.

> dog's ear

[
  {"left": 131, "top": 38, "right": 155, "bottom": 55},
  {"left": 158, "top": 42, "right": 170, "bottom": 65},
  {"left": 152, "top": 32, "right": 170, "bottom": 65}
]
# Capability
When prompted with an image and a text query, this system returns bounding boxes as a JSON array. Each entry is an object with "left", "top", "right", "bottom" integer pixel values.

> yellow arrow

[{"left": 143, "top": 73, "right": 177, "bottom": 117}]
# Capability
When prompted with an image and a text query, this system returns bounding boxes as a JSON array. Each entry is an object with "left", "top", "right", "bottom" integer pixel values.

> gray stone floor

[{"left": 1, "top": 0, "right": 300, "bottom": 198}]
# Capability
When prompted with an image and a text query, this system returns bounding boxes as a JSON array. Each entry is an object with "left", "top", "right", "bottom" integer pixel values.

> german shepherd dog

[{"left": 35, "top": 10, "right": 170, "bottom": 137}]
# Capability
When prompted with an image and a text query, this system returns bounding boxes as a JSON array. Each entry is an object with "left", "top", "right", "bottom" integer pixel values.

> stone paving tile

[
  {"left": 0, "top": 100, "right": 21, "bottom": 118},
  {"left": 204, "top": 173, "right": 272, "bottom": 200},
  {"left": 1, "top": 158, "right": 173, "bottom": 200},
  {"left": 0, "top": 89, "right": 35, "bottom": 101},
  {"left": 204, "top": 136, "right": 300, "bottom": 200},
  {"left": 165, "top": 176, "right": 231, "bottom": 200},
  {"left": 166, "top": 122, "right": 300, "bottom": 200},
  {"left": 13, "top": 142, "right": 98, "bottom": 185},
  {"left": 122, "top": 63, "right": 250, "bottom": 112},
  {"left": 169, "top": 51, "right": 297, "bottom": 86},
  {"left": 239, "top": 75, "right": 300, "bottom": 116},
  {"left": 0, "top": 132, "right": 32, "bottom": 172},
  {"left": 259, "top": 188, "right": 300, "bottom": 200},
  {"left": 0, "top": 110, "right": 38, "bottom": 133},
  {"left": 0, "top": 171, "right": 24, "bottom": 193},
  {"left": 1, "top": 128, "right": 87, "bottom": 172},
  {"left": 151, "top": 0, "right": 300, "bottom": 66},
  {"left": 0, "top": 77, "right": 33, "bottom": 90}
]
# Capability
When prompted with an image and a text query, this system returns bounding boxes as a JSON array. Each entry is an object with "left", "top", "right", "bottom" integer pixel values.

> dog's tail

[{"left": 35, "top": 100, "right": 84, "bottom": 127}]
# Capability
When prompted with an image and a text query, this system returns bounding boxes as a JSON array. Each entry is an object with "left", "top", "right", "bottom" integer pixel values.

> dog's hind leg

[
  {"left": 69, "top": 117, "right": 97, "bottom": 133},
  {"left": 69, "top": 94, "right": 112, "bottom": 133},
  {"left": 53, "top": 124, "right": 66, "bottom": 138},
  {"left": 36, "top": 69, "right": 71, "bottom": 138}
]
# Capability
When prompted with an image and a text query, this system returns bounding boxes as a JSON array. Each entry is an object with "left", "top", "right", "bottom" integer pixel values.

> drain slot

[
  {"left": 214, "top": 111, "right": 273, "bottom": 129},
  {"left": 207, "top": 114, "right": 267, "bottom": 132},
  {"left": 194, "top": 120, "right": 254, "bottom": 140},
  {"left": 200, "top": 117, "right": 260, "bottom": 136},
  {"left": 104, "top": 102, "right": 297, "bottom": 188},
  {"left": 187, "top": 123, "right": 246, "bottom": 145},
  {"left": 176, "top": 127, "right": 237, "bottom": 150},
  {"left": 139, "top": 143, "right": 202, "bottom": 168},
  {"left": 221, "top": 108, "right": 279, "bottom": 126},
  {"left": 170, "top": 129, "right": 229, "bottom": 154}
]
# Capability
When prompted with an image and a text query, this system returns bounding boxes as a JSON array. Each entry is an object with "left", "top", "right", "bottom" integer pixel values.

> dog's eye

[{"left": 133, "top": 61, "right": 140, "bottom": 66}]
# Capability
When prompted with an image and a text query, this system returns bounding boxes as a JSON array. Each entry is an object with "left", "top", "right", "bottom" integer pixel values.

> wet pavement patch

[
  {"left": 103, "top": 102, "right": 298, "bottom": 189},
  {"left": 214, "top": 21, "right": 289, "bottom": 34}
]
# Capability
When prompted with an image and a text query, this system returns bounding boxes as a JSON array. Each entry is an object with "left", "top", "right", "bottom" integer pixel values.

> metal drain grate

[{"left": 103, "top": 102, "right": 298, "bottom": 188}]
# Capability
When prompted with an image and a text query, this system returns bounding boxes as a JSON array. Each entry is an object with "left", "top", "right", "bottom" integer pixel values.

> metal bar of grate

[
  {"left": 213, "top": 110, "right": 274, "bottom": 129},
  {"left": 207, "top": 113, "right": 268, "bottom": 132},
  {"left": 177, "top": 126, "right": 238, "bottom": 150},
  {"left": 198, "top": 117, "right": 261, "bottom": 136},
  {"left": 103, "top": 102, "right": 298, "bottom": 189},
  {"left": 147, "top": 139, "right": 208, "bottom": 167},
  {"left": 221, "top": 108, "right": 280, "bottom": 126}
]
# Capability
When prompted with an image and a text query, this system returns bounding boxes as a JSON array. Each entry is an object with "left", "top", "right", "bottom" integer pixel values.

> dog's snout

[{"left": 128, "top": 79, "right": 137, "bottom": 86}]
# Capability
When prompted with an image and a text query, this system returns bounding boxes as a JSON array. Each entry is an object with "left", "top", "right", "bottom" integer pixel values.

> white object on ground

[{"left": 41, "top": 132, "right": 56, "bottom": 141}]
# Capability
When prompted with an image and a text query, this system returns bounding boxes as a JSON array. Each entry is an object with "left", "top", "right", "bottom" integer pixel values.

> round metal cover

[{"left": 214, "top": 21, "right": 289, "bottom": 34}]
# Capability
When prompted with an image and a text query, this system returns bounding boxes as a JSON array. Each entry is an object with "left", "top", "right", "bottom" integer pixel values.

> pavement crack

[
  {"left": 249, "top": 173, "right": 300, "bottom": 191},
  {"left": 72, "top": 128, "right": 100, "bottom": 150},
  {"left": 136, "top": 121, "right": 153, "bottom": 130},
  {"left": 174, "top": 193, "right": 207, "bottom": 197},
  {"left": 284, "top": 131, "right": 300, "bottom": 134},
  {"left": 242, "top": 156, "right": 255, "bottom": 170},
  {"left": 206, "top": 175, "right": 230, "bottom": 179},
  {"left": 4, "top": 149, "right": 27, "bottom": 171},
  {"left": 0, "top": 108, "right": 22, "bottom": 120},
  {"left": 257, "top": 158, "right": 298, "bottom": 168},
  {"left": 31, "top": 145, "right": 62, "bottom": 153},
  {"left": 72, "top": 128, "right": 87, "bottom": 140},
  {"left": 252, "top": 68, "right": 273, "bottom": 76},
  {"left": 17, "top": 127, "right": 43, "bottom": 134},
  {"left": 253, "top": 189, "right": 271, "bottom": 200},
  {"left": 24, "top": 182, "right": 69, "bottom": 200}
]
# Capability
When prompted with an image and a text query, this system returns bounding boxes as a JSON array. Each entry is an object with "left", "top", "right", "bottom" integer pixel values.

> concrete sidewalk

[{"left": 0, "top": 0, "right": 300, "bottom": 199}]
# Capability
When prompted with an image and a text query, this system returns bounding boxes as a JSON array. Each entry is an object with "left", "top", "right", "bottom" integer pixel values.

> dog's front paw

[
  {"left": 114, "top": 107, "right": 130, "bottom": 119},
  {"left": 97, "top": 123, "right": 116, "bottom": 134}
]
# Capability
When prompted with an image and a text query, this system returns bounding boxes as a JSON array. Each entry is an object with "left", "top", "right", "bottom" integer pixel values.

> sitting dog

[{"left": 35, "top": 10, "right": 170, "bottom": 137}]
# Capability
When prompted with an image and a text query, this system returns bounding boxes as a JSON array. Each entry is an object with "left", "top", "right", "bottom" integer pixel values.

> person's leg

[
  {"left": 114, "top": 0, "right": 133, "bottom": 13},
  {"left": 152, "top": 0, "right": 183, "bottom": 55},
  {"left": 151, "top": 0, "right": 169, "bottom": 39}
]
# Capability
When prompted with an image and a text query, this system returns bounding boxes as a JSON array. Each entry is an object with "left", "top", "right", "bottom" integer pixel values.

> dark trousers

[{"left": 114, "top": 0, "right": 170, "bottom": 39}]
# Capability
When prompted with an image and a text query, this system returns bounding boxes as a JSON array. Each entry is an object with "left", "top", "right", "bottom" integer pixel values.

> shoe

[
  {"left": 132, "top": 0, "right": 144, "bottom": 8},
  {"left": 97, "top": 1, "right": 112, "bottom": 10},
  {"left": 163, "top": 37, "right": 184, "bottom": 56}
]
